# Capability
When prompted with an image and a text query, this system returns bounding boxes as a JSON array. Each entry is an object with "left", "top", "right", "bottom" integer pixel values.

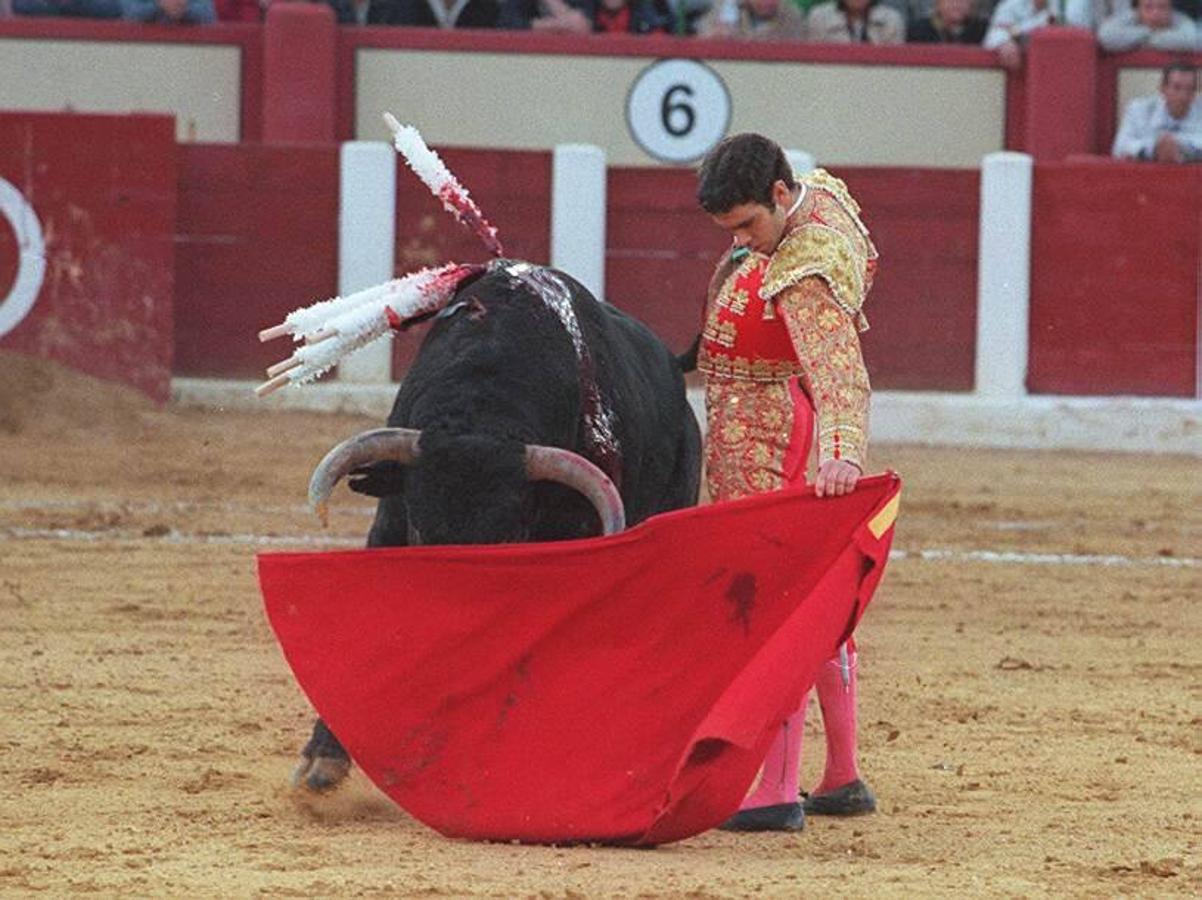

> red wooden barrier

[
  {"left": 263, "top": 5, "right": 335, "bottom": 143},
  {"left": 171, "top": 145, "right": 981, "bottom": 390},
  {"left": 1029, "top": 163, "right": 1198, "bottom": 397},
  {"left": 174, "top": 143, "right": 339, "bottom": 379},
  {"left": 1024, "top": 28, "right": 1097, "bottom": 163},
  {"left": 0, "top": 111, "right": 176, "bottom": 402},
  {"left": 606, "top": 166, "right": 980, "bottom": 391},
  {"left": 845, "top": 168, "right": 979, "bottom": 391},
  {"left": 606, "top": 167, "right": 726, "bottom": 355}
]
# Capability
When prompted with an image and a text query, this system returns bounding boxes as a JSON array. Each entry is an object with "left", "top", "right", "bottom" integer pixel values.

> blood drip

[{"left": 438, "top": 186, "right": 504, "bottom": 257}]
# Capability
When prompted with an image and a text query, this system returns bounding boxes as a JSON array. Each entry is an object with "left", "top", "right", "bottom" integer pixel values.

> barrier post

[
  {"left": 263, "top": 3, "right": 337, "bottom": 143},
  {"left": 551, "top": 144, "right": 606, "bottom": 300},
  {"left": 975, "top": 151, "right": 1033, "bottom": 400},
  {"left": 337, "top": 141, "right": 397, "bottom": 383},
  {"left": 1024, "top": 27, "right": 1097, "bottom": 161},
  {"left": 786, "top": 149, "right": 816, "bottom": 175}
]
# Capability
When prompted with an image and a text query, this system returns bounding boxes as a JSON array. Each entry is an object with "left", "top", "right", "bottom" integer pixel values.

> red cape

[{"left": 259, "top": 472, "right": 900, "bottom": 846}]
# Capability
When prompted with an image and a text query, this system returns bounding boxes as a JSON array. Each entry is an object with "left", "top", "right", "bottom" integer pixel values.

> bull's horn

[
  {"left": 524, "top": 446, "right": 626, "bottom": 536},
  {"left": 308, "top": 427, "right": 422, "bottom": 526}
]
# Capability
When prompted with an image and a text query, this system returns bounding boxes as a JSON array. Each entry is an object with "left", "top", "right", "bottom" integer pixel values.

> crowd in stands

[
  {"left": 4, "top": 0, "right": 1202, "bottom": 50},
  {"left": 4, "top": 0, "right": 1200, "bottom": 162}
]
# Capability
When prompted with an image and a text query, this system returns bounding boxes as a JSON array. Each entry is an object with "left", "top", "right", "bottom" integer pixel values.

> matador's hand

[{"left": 815, "top": 459, "right": 861, "bottom": 498}]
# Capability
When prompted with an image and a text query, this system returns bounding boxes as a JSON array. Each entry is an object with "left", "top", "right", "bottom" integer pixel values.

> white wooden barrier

[
  {"left": 551, "top": 143, "right": 607, "bottom": 301},
  {"left": 336, "top": 141, "right": 396, "bottom": 384},
  {"left": 975, "top": 152, "right": 1033, "bottom": 400}
]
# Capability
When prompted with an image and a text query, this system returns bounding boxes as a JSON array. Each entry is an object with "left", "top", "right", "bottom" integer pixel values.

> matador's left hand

[{"left": 815, "top": 459, "right": 861, "bottom": 498}]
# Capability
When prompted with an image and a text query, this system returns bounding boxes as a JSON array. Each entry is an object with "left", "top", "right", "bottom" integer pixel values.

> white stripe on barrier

[
  {"left": 3, "top": 526, "right": 1197, "bottom": 568},
  {"left": 889, "top": 547, "right": 1198, "bottom": 569},
  {"left": 3, "top": 527, "right": 362, "bottom": 547},
  {"left": 174, "top": 379, "right": 1202, "bottom": 456},
  {"left": 0, "top": 498, "right": 373, "bottom": 517}
]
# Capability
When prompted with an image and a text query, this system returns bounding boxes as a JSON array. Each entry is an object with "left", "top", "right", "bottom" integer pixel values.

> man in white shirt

[
  {"left": 1097, "top": 0, "right": 1197, "bottom": 53},
  {"left": 1112, "top": 63, "right": 1202, "bottom": 163}
]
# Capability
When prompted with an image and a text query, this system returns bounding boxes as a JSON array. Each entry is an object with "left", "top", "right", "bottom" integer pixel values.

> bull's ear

[{"left": 347, "top": 461, "right": 407, "bottom": 498}]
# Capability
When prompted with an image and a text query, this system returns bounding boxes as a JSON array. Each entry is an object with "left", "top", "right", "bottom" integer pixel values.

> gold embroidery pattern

[
  {"left": 697, "top": 349, "right": 805, "bottom": 382},
  {"left": 764, "top": 225, "right": 868, "bottom": 328},
  {"left": 701, "top": 318, "right": 738, "bottom": 350},
  {"left": 778, "top": 279, "right": 870, "bottom": 467},
  {"left": 763, "top": 175, "right": 878, "bottom": 333},
  {"left": 804, "top": 169, "right": 868, "bottom": 231},
  {"left": 726, "top": 287, "right": 751, "bottom": 316},
  {"left": 701, "top": 254, "right": 766, "bottom": 352},
  {"left": 704, "top": 380, "right": 795, "bottom": 502}
]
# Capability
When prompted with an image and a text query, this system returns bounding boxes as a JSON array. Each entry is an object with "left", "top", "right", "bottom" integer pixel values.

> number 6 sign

[
  {"left": 625, "top": 59, "right": 732, "bottom": 164},
  {"left": 0, "top": 177, "right": 46, "bottom": 339}
]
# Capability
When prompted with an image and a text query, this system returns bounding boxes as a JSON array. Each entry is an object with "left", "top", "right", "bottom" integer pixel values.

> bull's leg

[
  {"left": 290, "top": 498, "right": 404, "bottom": 793},
  {"left": 292, "top": 717, "right": 352, "bottom": 792}
]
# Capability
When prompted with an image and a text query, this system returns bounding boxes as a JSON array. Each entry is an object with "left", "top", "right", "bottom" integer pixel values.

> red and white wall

[{"left": 0, "top": 12, "right": 1199, "bottom": 452}]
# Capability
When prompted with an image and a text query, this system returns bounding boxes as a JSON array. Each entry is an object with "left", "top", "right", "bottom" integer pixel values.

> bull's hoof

[
  {"left": 291, "top": 755, "right": 352, "bottom": 793},
  {"left": 718, "top": 802, "right": 805, "bottom": 832},
  {"left": 802, "top": 778, "right": 877, "bottom": 816}
]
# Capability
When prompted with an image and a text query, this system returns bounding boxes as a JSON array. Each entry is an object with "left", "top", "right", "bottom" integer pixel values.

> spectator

[
  {"left": 1112, "top": 62, "right": 1202, "bottom": 161},
  {"left": 593, "top": 0, "right": 672, "bottom": 30},
  {"left": 907, "top": 0, "right": 988, "bottom": 40},
  {"left": 13, "top": 0, "right": 122, "bottom": 17},
  {"left": 983, "top": 0, "right": 1092, "bottom": 70},
  {"left": 215, "top": 0, "right": 261, "bottom": 19},
  {"left": 806, "top": 0, "right": 905, "bottom": 43},
  {"left": 1091, "top": 0, "right": 1198, "bottom": 27},
  {"left": 661, "top": 0, "right": 711, "bottom": 33},
  {"left": 497, "top": 0, "right": 594, "bottom": 31},
  {"left": 323, "top": 0, "right": 381, "bottom": 25},
  {"left": 882, "top": 0, "right": 998, "bottom": 24},
  {"left": 369, "top": 0, "right": 499, "bottom": 25},
  {"left": 1097, "top": 0, "right": 1195, "bottom": 52},
  {"left": 699, "top": 0, "right": 805, "bottom": 38},
  {"left": 121, "top": 0, "right": 215, "bottom": 20},
  {"left": 786, "top": 0, "right": 820, "bottom": 15}
]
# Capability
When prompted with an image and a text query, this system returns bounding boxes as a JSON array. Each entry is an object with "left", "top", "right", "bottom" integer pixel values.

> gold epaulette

[
  {"left": 761, "top": 225, "right": 870, "bottom": 331},
  {"left": 802, "top": 169, "right": 867, "bottom": 232}
]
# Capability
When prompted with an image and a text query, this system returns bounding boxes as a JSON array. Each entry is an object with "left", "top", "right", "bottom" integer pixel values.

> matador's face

[{"left": 709, "top": 180, "right": 794, "bottom": 257}]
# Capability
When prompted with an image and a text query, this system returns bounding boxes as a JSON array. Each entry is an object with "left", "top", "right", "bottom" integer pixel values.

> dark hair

[
  {"left": 1161, "top": 61, "right": 1198, "bottom": 87},
  {"left": 696, "top": 133, "right": 796, "bottom": 215}
]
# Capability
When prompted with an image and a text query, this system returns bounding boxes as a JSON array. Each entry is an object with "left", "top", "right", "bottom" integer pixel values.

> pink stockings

[
  {"left": 739, "top": 645, "right": 863, "bottom": 809},
  {"left": 737, "top": 382, "right": 864, "bottom": 810}
]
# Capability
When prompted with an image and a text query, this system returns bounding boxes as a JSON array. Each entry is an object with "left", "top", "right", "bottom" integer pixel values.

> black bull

[{"left": 293, "top": 261, "right": 703, "bottom": 791}]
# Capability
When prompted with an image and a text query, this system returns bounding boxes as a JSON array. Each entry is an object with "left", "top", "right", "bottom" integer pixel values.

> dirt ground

[{"left": 1, "top": 353, "right": 1199, "bottom": 898}]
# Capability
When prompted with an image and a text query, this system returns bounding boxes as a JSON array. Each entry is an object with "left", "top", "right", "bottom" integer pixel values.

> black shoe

[
  {"left": 802, "top": 779, "right": 876, "bottom": 816},
  {"left": 718, "top": 802, "right": 805, "bottom": 832}
]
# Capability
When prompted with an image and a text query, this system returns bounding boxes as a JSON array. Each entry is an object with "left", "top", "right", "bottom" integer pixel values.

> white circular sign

[
  {"left": 626, "top": 59, "right": 731, "bottom": 164},
  {"left": 0, "top": 177, "right": 46, "bottom": 338}
]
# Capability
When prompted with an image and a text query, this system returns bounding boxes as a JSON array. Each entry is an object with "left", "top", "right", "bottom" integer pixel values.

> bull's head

[{"left": 307, "top": 427, "right": 625, "bottom": 544}]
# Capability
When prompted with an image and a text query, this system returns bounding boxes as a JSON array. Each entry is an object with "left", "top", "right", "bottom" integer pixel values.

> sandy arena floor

[{"left": 1, "top": 353, "right": 1199, "bottom": 898}]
